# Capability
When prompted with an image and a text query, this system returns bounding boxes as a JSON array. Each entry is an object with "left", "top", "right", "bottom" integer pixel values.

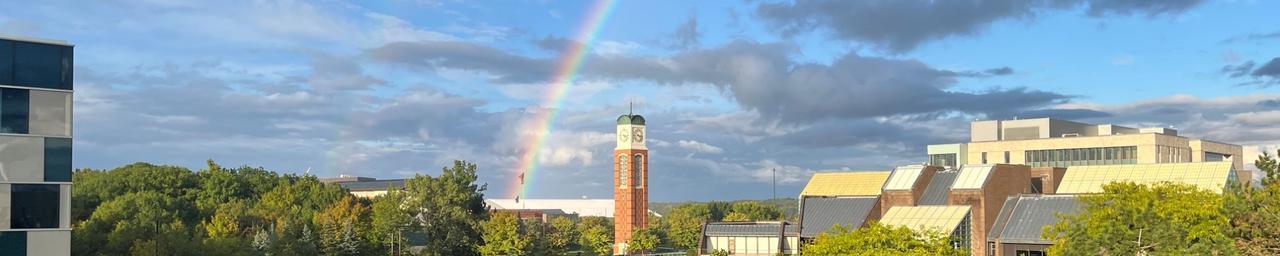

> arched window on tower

[
  {"left": 618, "top": 154, "right": 629, "bottom": 188},
  {"left": 634, "top": 154, "right": 644, "bottom": 188}
]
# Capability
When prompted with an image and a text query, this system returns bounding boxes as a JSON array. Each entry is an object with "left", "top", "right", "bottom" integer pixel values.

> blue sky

[{"left": 2, "top": 0, "right": 1279, "bottom": 201}]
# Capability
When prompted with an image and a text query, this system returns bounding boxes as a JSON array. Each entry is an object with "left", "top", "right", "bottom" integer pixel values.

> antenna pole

[
  {"left": 629, "top": 101, "right": 633, "bottom": 115},
  {"left": 772, "top": 168, "right": 777, "bottom": 204}
]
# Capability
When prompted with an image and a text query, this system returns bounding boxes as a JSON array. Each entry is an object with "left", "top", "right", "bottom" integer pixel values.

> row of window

[
  {"left": 0, "top": 39, "right": 73, "bottom": 90},
  {"left": 1024, "top": 146, "right": 1138, "bottom": 168},
  {"left": 0, "top": 87, "right": 72, "bottom": 137},
  {"left": 617, "top": 154, "right": 645, "bottom": 188},
  {"left": 928, "top": 153, "right": 958, "bottom": 167}
]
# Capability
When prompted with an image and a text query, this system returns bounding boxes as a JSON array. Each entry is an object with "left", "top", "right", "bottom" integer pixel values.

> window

[
  {"left": 13, "top": 42, "right": 71, "bottom": 90},
  {"left": 1025, "top": 146, "right": 1137, "bottom": 168},
  {"left": 0, "top": 88, "right": 29, "bottom": 134},
  {"left": 10, "top": 184, "right": 60, "bottom": 229},
  {"left": 981, "top": 152, "right": 987, "bottom": 164},
  {"left": 28, "top": 90, "right": 70, "bottom": 136},
  {"left": 633, "top": 154, "right": 643, "bottom": 188},
  {"left": 0, "top": 40, "right": 12, "bottom": 85},
  {"left": 1030, "top": 177, "right": 1044, "bottom": 193},
  {"left": 929, "top": 153, "right": 958, "bottom": 167},
  {"left": 618, "top": 155, "right": 628, "bottom": 187},
  {"left": 1205, "top": 152, "right": 1228, "bottom": 162},
  {"left": 44, "top": 137, "right": 72, "bottom": 182},
  {"left": 1016, "top": 250, "right": 1045, "bottom": 256},
  {"left": 1004, "top": 151, "right": 1010, "bottom": 164},
  {"left": 0, "top": 231, "right": 26, "bottom": 255}
]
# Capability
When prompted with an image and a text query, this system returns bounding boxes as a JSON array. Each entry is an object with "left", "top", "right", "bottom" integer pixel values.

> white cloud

[{"left": 678, "top": 140, "right": 723, "bottom": 153}]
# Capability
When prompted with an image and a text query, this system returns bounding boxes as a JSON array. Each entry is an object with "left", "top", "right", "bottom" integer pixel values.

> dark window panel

[
  {"left": 63, "top": 46, "right": 73, "bottom": 90},
  {"left": 0, "top": 231, "right": 26, "bottom": 256},
  {"left": 11, "top": 184, "right": 60, "bottom": 229},
  {"left": 13, "top": 42, "right": 68, "bottom": 90},
  {"left": 1, "top": 88, "right": 29, "bottom": 134},
  {"left": 44, "top": 137, "right": 72, "bottom": 182},
  {"left": 0, "top": 40, "right": 12, "bottom": 85}
]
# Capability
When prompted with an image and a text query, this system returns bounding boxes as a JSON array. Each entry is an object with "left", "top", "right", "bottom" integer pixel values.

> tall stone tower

[{"left": 613, "top": 113, "right": 648, "bottom": 254}]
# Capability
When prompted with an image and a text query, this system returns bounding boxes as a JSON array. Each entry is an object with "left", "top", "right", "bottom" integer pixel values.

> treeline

[
  {"left": 72, "top": 160, "right": 490, "bottom": 256},
  {"left": 71, "top": 159, "right": 789, "bottom": 256}
]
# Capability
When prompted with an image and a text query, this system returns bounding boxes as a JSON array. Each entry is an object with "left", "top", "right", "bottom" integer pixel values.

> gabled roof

[
  {"left": 918, "top": 170, "right": 958, "bottom": 205},
  {"left": 951, "top": 164, "right": 994, "bottom": 190},
  {"left": 800, "top": 197, "right": 878, "bottom": 237},
  {"left": 884, "top": 165, "right": 926, "bottom": 190},
  {"left": 1056, "top": 162, "right": 1235, "bottom": 194},
  {"left": 988, "top": 195, "right": 1079, "bottom": 244},
  {"left": 704, "top": 222, "right": 798, "bottom": 237},
  {"left": 880, "top": 206, "right": 972, "bottom": 234},
  {"left": 801, "top": 171, "right": 891, "bottom": 196}
]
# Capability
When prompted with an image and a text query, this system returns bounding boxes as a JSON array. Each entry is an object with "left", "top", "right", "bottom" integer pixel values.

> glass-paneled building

[
  {"left": 0, "top": 35, "right": 73, "bottom": 256},
  {"left": 925, "top": 118, "right": 1246, "bottom": 182}
]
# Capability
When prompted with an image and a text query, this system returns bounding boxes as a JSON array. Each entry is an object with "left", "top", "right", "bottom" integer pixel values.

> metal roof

[
  {"left": 880, "top": 206, "right": 971, "bottom": 235},
  {"left": 335, "top": 179, "right": 405, "bottom": 191},
  {"left": 884, "top": 165, "right": 926, "bottom": 190},
  {"left": 988, "top": 195, "right": 1079, "bottom": 244},
  {"left": 800, "top": 171, "right": 891, "bottom": 196},
  {"left": 704, "top": 222, "right": 798, "bottom": 237},
  {"left": 0, "top": 34, "right": 73, "bottom": 46},
  {"left": 1056, "top": 162, "right": 1234, "bottom": 194},
  {"left": 917, "top": 170, "right": 958, "bottom": 205},
  {"left": 951, "top": 164, "right": 994, "bottom": 189},
  {"left": 800, "top": 197, "right": 878, "bottom": 237}
]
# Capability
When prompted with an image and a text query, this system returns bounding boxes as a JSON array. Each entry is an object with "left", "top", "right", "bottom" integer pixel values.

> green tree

[
  {"left": 369, "top": 190, "right": 414, "bottom": 255},
  {"left": 479, "top": 212, "right": 530, "bottom": 256},
  {"left": 665, "top": 203, "right": 711, "bottom": 251},
  {"left": 313, "top": 196, "right": 371, "bottom": 256},
  {"left": 1046, "top": 182, "right": 1236, "bottom": 255},
  {"left": 627, "top": 227, "right": 660, "bottom": 254},
  {"left": 402, "top": 160, "right": 489, "bottom": 256},
  {"left": 722, "top": 201, "right": 781, "bottom": 221},
  {"left": 74, "top": 191, "right": 198, "bottom": 256},
  {"left": 547, "top": 216, "right": 580, "bottom": 252},
  {"left": 706, "top": 201, "right": 732, "bottom": 221},
  {"left": 577, "top": 216, "right": 615, "bottom": 256},
  {"left": 1225, "top": 149, "right": 1280, "bottom": 254},
  {"left": 804, "top": 222, "right": 965, "bottom": 255}
]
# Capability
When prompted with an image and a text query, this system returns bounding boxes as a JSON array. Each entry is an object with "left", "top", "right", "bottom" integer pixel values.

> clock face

[
  {"left": 618, "top": 133, "right": 629, "bottom": 143},
  {"left": 632, "top": 128, "right": 644, "bottom": 142}
]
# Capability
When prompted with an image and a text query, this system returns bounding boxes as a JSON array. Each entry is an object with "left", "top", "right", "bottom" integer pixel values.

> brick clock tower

[{"left": 613, "top": 113, "right": 648, "bottom": 255}]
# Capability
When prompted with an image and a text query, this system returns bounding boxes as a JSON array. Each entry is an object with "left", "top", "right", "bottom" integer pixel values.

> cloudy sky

[{"left": 3, "top": 0, "right": 1279, "bottom": 201}]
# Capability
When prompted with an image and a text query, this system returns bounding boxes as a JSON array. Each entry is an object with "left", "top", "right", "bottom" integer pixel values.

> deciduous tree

[{"left": 1046, "top": 182, "right": 1235, "bottom": 255}]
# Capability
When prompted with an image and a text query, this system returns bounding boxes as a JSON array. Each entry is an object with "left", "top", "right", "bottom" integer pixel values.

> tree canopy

[
  {"left": 1045, "top": 182, "right": 1236, "bottom": 255},
  {"left": 804, "top": 222, "right": 967, "bottom": 255}
]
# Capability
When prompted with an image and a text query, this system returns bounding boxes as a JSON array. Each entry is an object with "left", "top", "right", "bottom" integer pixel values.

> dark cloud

[
  {"left": 1253, "top": 58, "right": 1280, "bottom": 78},
  {"left": 305, "top": 53, "right": 386, "bottom": 91},
  {"left": 1222, "top": 61, "right": 1256, "bottom": 78},
  {"left": 367, "top": 40, "right": 1059, "bottom": 123},
  {"left": 755, "top": 0, "right": 1205, "bottom": 53},
  {"left": 367, "top": 41, "right": 554, "bottom": 83},
  {"left": 671, "top": 16, "right": 701, "bottom": 49},
  {"left": 1220, "top": 58, "right": 1280, "bottom": 87},
  {"left": 1222, "top": 31, "right": 1280, "bottom": 43},
  {"left": 533, "top": 35, "right": 579, "bottom": 53}
]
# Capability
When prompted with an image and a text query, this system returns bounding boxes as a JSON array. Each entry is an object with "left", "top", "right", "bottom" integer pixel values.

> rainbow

[{"left": 508, "top": 0, "right": 619, "bottom": 199}]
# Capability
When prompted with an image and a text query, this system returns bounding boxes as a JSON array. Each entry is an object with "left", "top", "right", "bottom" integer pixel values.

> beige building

[{"left": 928, "top": 118, "right": 1246, "bottom": 182}]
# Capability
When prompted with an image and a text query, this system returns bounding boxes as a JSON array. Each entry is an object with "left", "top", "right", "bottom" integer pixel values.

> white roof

[
  {"left": 486, "top": 199, "right": 616, "bottom": 217},
  {"left": 884, "top": 165, "right": 925, "bottom": 190}
]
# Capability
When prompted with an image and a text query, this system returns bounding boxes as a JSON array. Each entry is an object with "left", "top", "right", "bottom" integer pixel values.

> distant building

[
  {"left": 486, "top": 199, "right": 616, "bottom": 217},
  {"left": 0, "top": 35, "right": 75, "bottom": 256},
  {"left": 699, "top": 221, "right": 799, "bottom": 255},
  {"left": 322, "top": 175, "right": 405, "bottom": 199},
  {"left": 927, "top": 118, "right": 1246, "bottom": 181},
  {"left": 796, "top": 172, "right": 889, "bottom": 239}
]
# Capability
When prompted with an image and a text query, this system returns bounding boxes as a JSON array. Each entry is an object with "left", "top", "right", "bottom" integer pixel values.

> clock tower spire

[{"left": 613, "top": 112, "right": 648, "bottom": 254}]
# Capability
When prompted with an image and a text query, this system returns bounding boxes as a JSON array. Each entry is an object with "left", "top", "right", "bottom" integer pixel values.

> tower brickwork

[{"left": 613, "top": 114, "right": 648, "bottom": 255}]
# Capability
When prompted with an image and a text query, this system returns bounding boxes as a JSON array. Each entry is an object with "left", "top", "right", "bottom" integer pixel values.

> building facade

[
  {"left": 929, "top": 118, "right": 1246, "bottom": 182},
  {"left": 0, "top": 35, "right": 75, "bottom": 256},
  {"left": 699, "top": 221, "right": 800, "bottom": 255},
  {"left": 614, "top": 114, "right": 648, "bottom": 254}
]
